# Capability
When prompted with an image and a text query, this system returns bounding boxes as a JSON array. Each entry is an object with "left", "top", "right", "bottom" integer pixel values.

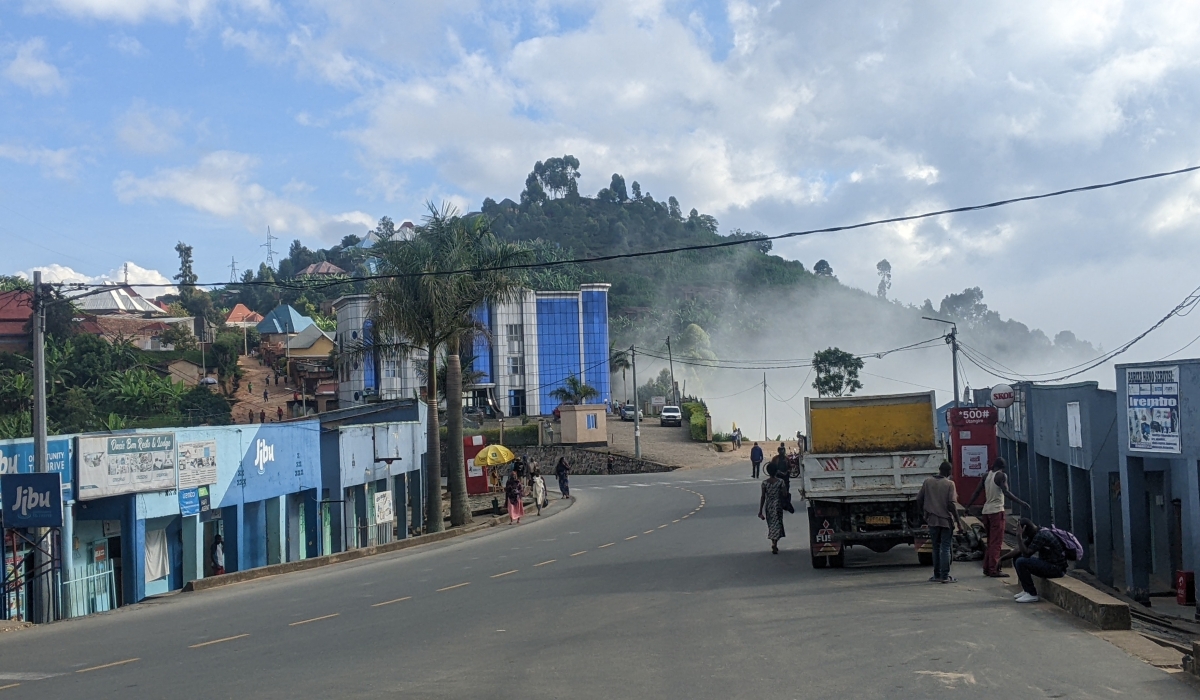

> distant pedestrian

[
  {"left": 531, "top": 469, "right": 546, "bottom": 516},
  {"left": 1007, "top": 518, "right": 1069, "bottom": 603},
  {"left": 505, "top": 472, "right": 525, "bottom": 524},
  {"left": 758, "top": 463, "right": 787, "bottom": 554},
  {"left": 277, "top": 406, "right": 284, "bottom": 422},
  {"left": 259, "top": 409, "right": 266, "bottom": 423},
  {"left": 733, "top": 428, "right": 742, "bottom": 450},
  {"left": 750, "top": 442, "right": 764, "bottom": 479},
  {"left": 263, "top": 389, "right": 269, "bottom": 402},
  {"left": 555, "top": 457, "right": 571, "bottom": 499},
  {"left": 968, "top": 458, "right": 1029, "bottom": 578},
  {"left": 248, "top": 409, "right": 254, "bottom": 423},
  {"left": 210, "top": 534, "right": 225, "bottom": 576},
  {"left": 606, "top": 455, "right": 615, "bottom": 474},
  {"left": 916, "top": 461, "right": 966, "bottom": 583},
  {"left": 248, "top": 381, "right": 253, "bottom": 394}
]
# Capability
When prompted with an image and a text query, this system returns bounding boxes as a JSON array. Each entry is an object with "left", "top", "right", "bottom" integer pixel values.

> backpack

[{"left": 1045, "top": 526, "right": 1083, "bottom": 562}]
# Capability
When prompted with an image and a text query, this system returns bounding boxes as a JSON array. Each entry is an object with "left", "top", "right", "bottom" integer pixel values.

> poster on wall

[
  {"left": 0, "top": 437, "right": 75, "bottom": 502},
  {"left": 1127, "top": 366, "right": 1181, "bottom": 454},
  {"left": 961, "top": 445, "right": 988, "bottom": 478},
  {"left": 177, "top": 440, "right": 218, "bottom": 488},
  {"left": 77, "top": 433, "right": 177, "bottom": 500},
  {"left": 373, "top": 491, "right": 394, "bottom": 525}
]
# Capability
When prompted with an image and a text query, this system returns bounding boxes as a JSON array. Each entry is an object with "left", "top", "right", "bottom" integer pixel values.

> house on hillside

[
  {"left": 224, "top": 303, "right": 264, "bottom": 328},
  {"left": 0, "top": 290, "right": 32, "bottom": 353},
  {"left": 74, "top": 284, "right": 164, "bottom": 316},
  {"left": 294, "top": 261, "right": 346, "bottom": 279},
  {"left": 286, "top": 324, "right": 334, "bottom": 359},
  {"left": 160, "top": 358, "right": 203, "bottom": 386},
  {"left": 79, "top": 314, "right": 195, "bottom": 351}
]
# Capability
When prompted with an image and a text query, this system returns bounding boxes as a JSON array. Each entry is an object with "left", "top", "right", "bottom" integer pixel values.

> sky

[{"left": 3, "top": 0, "right": 1200, "bottom": 384}]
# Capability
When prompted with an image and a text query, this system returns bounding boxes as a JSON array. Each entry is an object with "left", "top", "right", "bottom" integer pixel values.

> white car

[{"left": 660, "top": 406, "right": 683, "bottom": 427}]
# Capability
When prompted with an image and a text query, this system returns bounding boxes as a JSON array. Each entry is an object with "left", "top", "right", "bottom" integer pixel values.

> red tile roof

[
  {"left": 0, "top": 291, "right": 33, "bottom": 323},
  {"left": 225, "top": 303, "right": 264, "bottom": 324},
  {"left": 296, "top": 261, "right": 346, "bottom": 277}
]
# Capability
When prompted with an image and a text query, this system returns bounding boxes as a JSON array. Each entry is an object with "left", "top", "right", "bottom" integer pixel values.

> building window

[
  {"left": 508, "top": 357, "right": 524, "bottom": 377},
  {"left": 383, "top": 359, "right": 398, "bottom": 378},
  {"left": 586, "top": 413, "right": 597, "bottom": 430},
  {"left": 506, "top": 324, "right": 523, "bottom": 354}
]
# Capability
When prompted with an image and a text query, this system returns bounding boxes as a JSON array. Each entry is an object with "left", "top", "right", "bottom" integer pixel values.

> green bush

[{"left": 689, "top": 405, "right": 708, "bottom": 442}]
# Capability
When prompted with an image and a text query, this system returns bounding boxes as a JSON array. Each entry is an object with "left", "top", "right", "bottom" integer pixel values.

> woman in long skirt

[
  {"left": 555, "top": 457, "right": 571, "bottom": 499},
  {"left": 505, "top": 473, "right": 525, "bottom": 524},
  {"left": 758, "top": 464, "right": 787, "bottom": 554}
]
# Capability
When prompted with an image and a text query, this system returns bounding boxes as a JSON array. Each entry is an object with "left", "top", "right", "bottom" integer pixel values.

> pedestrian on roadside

[
  {"left": 259, "top": 409, "right": 266, "bottom": 424},
  {"left": 758, "top": 463, "right": 787, "bottom": 554},
  {"left": 968, "top": 458, "right": 1029, "bottom": 578},
  {"left": 607, "top": 455, "right": 615, "bottom": 474},
  {"left": 277, "top": 406, "right": 284, "bottom": 422},
  {"left": 734, "top": 428, "right": 743, "bottom": 450},
  {"left": 1006, "top": 518, "right": 1069, "bottom": 603},
  {"left": 555, "top": 457, "right": 571, "bottom": 499},
  {"left": 210, "top": 534, "right": 225, "bottom": 575},
  {"left": 531, "top": 468, "right": 546, "bottom": 516},
  {"left": 916, "top": 460, "right": 966, "bottom": 583},
  {"left": 750, "top": 442, "right": 764, "bottom": 479},
  {"left": 248, "top": 381, "right": 253, "bottom": 394},
  {"left": 511, "top": 458, "right": 527, "bottom": 484},
  {"left": 505, "top": 472, "right": 525, "bottom": 525},
  {"left": 248, "top": 409, "right": 254, "bottom": 423},
  {"left": 263, "top": 389, "right": 269, "bottom": 402}
]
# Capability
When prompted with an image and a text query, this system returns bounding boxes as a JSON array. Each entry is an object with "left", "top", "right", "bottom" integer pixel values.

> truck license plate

[{"left": 865, "top": 516, "right": 891, "bottom": 526}]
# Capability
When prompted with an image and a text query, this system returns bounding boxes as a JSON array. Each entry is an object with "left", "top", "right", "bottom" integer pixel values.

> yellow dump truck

[{"left": 801, "top": 391, "right": 942, "bottom": 569}]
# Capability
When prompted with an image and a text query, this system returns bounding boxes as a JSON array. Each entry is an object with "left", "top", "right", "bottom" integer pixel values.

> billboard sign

[
  {"left": 178, "top": 487, "right": 200, "bottom": 517},
  {"left": 177, "top": 440, "right": 218, "bottom": 489},
  {"left": 78, "top": 433, "right": 177, "bottom": 500},
  {"left": 0, "top": 437, "right": 74, "bottom": 502},
  {"left": 1, "top": 473, "right": 63, "bottom": 528},
  {"left": 1127, "top": 366, "right": 1181, "bottom": 454}
]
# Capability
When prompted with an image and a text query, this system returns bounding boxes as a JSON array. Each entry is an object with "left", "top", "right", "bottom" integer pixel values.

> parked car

[
  {"left": 621, "top": 403, "right": 642, "bottom": 421},
  {"left": 660, "top": 405, "right": 683, "bottom": 427}
]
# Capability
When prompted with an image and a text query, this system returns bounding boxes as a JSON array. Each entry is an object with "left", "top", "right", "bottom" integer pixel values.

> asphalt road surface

[{"left": 0, "top": 463, "right": 1191, "bottom": 699}]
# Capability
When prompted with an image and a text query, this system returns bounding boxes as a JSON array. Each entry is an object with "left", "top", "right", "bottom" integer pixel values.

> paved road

[{"left": 0, "top": 464, "right": 1192, "bottom": 699}]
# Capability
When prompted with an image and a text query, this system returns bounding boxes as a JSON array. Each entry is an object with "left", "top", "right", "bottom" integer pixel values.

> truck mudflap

[{"left": 812, "top": 518, "right": 842, "bottom": 556}]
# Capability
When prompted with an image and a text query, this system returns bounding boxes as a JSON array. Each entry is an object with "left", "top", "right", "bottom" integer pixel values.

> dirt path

[
  {"left": 232, "top": 355, "right": 294, "bottom": 424},
  {"left": 600, "top": 416, "right": 800, "bottom": 470}
]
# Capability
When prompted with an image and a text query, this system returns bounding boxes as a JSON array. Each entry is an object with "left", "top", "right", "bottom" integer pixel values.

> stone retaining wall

[{"left": 512, "top": 446, "right": 677, "bottom": 475}]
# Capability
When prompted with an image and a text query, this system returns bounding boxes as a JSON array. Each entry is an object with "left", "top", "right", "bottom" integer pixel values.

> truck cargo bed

[{"left": 800, "top": 449, "right": 942, "bottom": 500}]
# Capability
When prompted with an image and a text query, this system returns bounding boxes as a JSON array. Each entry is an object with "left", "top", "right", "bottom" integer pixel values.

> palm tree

[
  {"left": 423, "top": 207, "right": 531, "bottom": 527},
  {"left": 549, "top": 374, "right": 599, "bottom": 406},
  {"left": 610, "top": 345, "right": 631, "bottom": 404}
]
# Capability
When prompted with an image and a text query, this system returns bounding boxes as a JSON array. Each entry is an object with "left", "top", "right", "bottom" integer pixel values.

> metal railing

[{"left": 62, "top": 563, "right": 116, "bottom": 619}]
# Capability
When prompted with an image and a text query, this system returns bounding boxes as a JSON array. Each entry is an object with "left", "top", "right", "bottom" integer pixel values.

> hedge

[{"left": 683, "top": 401, "right": 708, "bottom": 442}]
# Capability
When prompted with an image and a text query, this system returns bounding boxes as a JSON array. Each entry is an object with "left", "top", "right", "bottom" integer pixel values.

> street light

[{"left": 922, "top": 316, "right": 960, "bottom": 408}]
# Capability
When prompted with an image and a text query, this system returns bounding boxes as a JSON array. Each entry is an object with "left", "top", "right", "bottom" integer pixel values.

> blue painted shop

[{"left": 72, "top": 421, "right": 322, "bottom": 605}]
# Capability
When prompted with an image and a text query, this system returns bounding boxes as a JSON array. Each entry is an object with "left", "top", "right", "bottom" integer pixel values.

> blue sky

[{"left": 4, "top": 1, "right": 1200, "bottom": 373}]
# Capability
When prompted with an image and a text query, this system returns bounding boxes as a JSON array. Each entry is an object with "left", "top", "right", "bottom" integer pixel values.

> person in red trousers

[{"left": 968, "top": 458, "right": 1030, "bottom": 578}]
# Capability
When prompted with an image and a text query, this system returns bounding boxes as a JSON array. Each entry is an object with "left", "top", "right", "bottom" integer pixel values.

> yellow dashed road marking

[
  {"left": 437, "top": 582, "right": 471, "bottom": 592},
  {"left": 534, "top": 560, "right": 556, "bottom": 567},
  {"left": 371, "top": 597, "right": 412, "bottom": 607},
  {"left": 491, "top": 570, "right": 518, "bottom": 579},
  {"left": 76, "top": 658, "right": 140, "bottom": 673},
  {"left": 289, "top": 614, "right": 339, "bottom": 626},
  {"left": 190, "top": 634, "right": 250, "bottom": 648}
]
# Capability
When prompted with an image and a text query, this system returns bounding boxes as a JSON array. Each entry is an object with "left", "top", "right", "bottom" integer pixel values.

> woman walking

[
  {"left": 758, "top": 464, "right": 787, "bottom": 554},
  {"left": 505, "top": 472, "right": 525, "bottom": 524},
  {"left": 531, "top": 468, "right": 547, "bottom": 516},
  {"left": 555, "top": 457, "right": 571, "bottom": 499}
]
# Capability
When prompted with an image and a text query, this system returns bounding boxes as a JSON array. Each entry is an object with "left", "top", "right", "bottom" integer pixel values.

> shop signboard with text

[
  {"left": 0, "top": 437, "right": 74, "bottom": 502},
  {"left": 77, "top": 433, "right": 176, "bottom": 500},
  {"left": 1127, "top": 366, "right": 1181, "bottom": 454}
]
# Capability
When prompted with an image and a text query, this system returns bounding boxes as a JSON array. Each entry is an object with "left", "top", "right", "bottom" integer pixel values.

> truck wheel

[
  {"left": 810, "top": 553, "right": 828, "bottom": 569},
  {"left": 828, "top": 551, "right": 845, "bottom": 568},
  {"left": 917, "top": 551, "right": 933, "bottom": 566}
]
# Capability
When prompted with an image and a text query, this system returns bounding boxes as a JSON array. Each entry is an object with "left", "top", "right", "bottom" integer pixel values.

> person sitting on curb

[{"left": 1004, "top": 518, "right": 1068, "bottom": 603}]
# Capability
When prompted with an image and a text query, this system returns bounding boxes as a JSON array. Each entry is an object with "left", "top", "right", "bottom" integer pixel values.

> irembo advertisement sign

[
  {"left": 78, "top": 433, "right": 177, "bottom": 500},
  {"left": 1126, "top": 366, "right": 1181, "bottom": 454}
]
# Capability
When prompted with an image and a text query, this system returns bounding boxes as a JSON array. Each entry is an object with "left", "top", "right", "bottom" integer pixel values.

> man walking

[
  {"left": 968, "top": 458, "right": 1029, "bottom": 578},
  {"left": 916, "top": 461, "right": 965, "bottom": 583},
  {"left": 750, "top": 442, "right": 764, "bottom": 479}
]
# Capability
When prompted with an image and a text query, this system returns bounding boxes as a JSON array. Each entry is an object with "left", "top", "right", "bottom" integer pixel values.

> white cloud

[
  {"left": 116, "top": 100, "right": 185, "bottom": 154},
  {"left": 35, "top": 0, "right": 274, "bottom": 24},
  {"left": 108, "top": 33, "right": 147, "bottom": 56},
  {"left": 18, "top": 262, "right": 177, "bottom": 296},
  {"left": 113, "top": 151, "right": 374, "bottom": 242},
  {"left": 0, "top": 144, "right": 81, "bottom": 180},
  {"left": 4, "top": 38, "right": 67, "bottom": 95}
]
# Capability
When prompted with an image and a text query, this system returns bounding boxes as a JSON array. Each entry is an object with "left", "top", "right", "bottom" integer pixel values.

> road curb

[{"left": 183, "top": 497, "right": 575, "bottom": 594}]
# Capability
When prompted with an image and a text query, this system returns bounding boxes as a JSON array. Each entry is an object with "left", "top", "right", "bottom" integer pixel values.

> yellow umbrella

[{"left": 476, "top": 444, "right": 516, "bottom": 467}]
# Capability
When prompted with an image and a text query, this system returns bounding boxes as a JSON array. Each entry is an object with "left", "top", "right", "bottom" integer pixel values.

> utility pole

[
  {"left": 631, "top": 345, "right": 641, "bottom": 459},
  {"left": 262, "top": 227, "right": 278, "bottom": 269},
  {"left": 665, "top": 336, "right": 677, "bottom": 405},
  {"left": 923, "top": 317, "right": 961, "bottom": 408},
  {"left": 31, "top": 272, "right": 51, "bottom": 623},
  {"left": 763, "top": 372, "right": 768, "bottom": 442},
  {"left": 229, "top": 256, "right": 239, "bottom": 284}
]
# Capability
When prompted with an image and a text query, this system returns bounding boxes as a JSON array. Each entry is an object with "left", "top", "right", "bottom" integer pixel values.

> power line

[{"left": 44, "top": 163, "right": 1200, "bottom": 290}]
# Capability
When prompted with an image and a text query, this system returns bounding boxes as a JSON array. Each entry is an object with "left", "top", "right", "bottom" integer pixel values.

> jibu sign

[{"left": 1, "top": 473, "right": 64, "bottom": 528}]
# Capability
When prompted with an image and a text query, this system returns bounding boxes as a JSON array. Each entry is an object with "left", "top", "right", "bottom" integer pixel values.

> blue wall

[
  {"left": 582, "top": 289, "right": 610, "bottom": 406},
  {"left": 536, "top": 297, "right": 581, "bottom": 412},
  {"left": 472, "top": 304, "right": 493, "bottom": 384}
]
